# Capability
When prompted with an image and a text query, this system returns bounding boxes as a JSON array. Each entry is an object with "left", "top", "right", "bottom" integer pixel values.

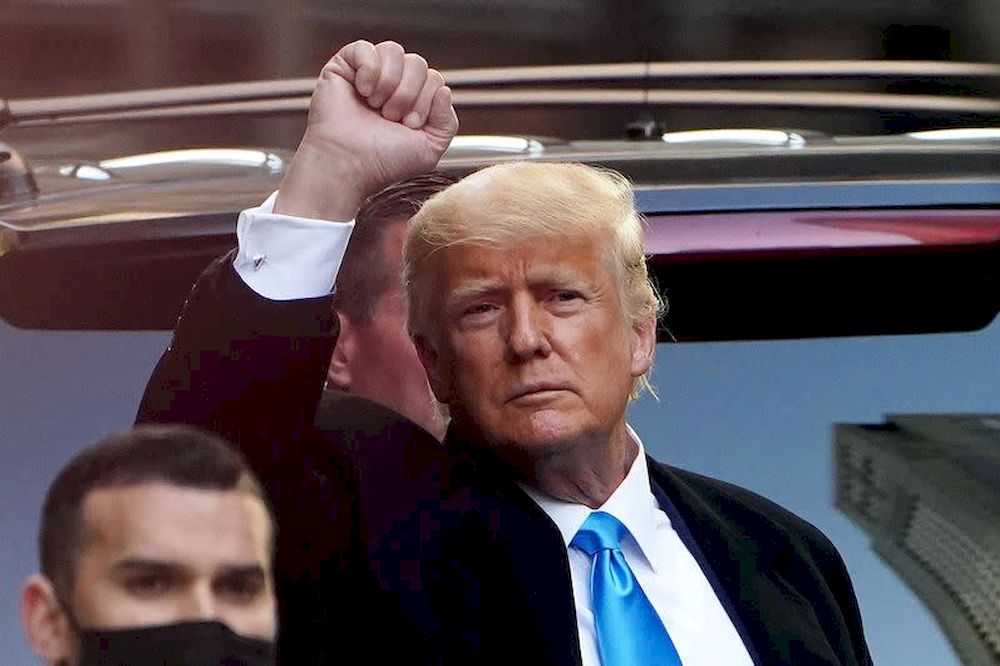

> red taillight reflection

[{"left": 644, "top": 209, "right": 1000, "bottom": 256}]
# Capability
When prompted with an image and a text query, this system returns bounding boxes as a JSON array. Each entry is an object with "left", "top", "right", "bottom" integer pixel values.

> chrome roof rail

[
  {"left": 906, "top": 127, "right": 1000, "bottom": 141},
  {"left": 658, "top": 129, "right": 812, "bottom": 147},
  {"left": 444, "top": 60, "right": 1000, "bottom": 85},
  {"left": 445, "top": 135, "right": 550, "bottom": 155},
  {"left": 4, "top": 60, "right": 999, "bottom": 129},
  {"left": 451, "top": 89, "right": 1000, "bottom": 114}
]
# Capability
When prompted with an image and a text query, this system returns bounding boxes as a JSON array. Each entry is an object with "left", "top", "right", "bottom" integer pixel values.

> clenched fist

[{"left": 275, "top": 40, "right": 459, "bottom": 220}]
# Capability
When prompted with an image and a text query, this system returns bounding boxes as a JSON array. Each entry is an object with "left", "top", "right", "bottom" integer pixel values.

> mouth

[{"left": 506, "top": 382, "right": 573, "bottom": 404}]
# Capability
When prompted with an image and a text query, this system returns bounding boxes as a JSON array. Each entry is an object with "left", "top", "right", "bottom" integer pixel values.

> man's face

[
  {"left": 416, "top": 233, "right": 655, "bottom": 457},
  {"left": 69, "top": 482, "right": 275, "bottom": 640},
  {"left": 343, "top": 220, "right": 447, "bottom": 439}
]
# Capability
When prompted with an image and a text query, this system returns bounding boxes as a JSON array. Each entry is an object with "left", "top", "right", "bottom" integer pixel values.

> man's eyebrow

[
  {"left": 110, "top": 559, "right": 267, "bottom": 577},
  {"left": 110, "top": 558, "right": 185, "bottom": 574},
  {"left": 217, "top": 564, "right": 268, "bottom": 579},
  {"left": 446, "top": 280, "right": 506, "bottom": 304},
  {"left": 528, "top": 268, "right": 589, "bottom": 286}
]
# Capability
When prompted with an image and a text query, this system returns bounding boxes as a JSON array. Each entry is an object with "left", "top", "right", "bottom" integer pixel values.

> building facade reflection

[{"left": 835, "top": 414, "right": 1000, "bottom": 666}]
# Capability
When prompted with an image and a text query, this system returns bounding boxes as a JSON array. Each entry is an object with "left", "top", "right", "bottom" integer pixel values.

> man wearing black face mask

[{"left": 20, "top": 424, "right": 277, "bottom": 666}]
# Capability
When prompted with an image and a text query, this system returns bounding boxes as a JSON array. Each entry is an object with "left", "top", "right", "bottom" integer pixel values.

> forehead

[
  {"left": 79, "top": 482, "right": 271, "bottom": 569},
  {"left": 434, "top": 233, "right": 615, "bottom": 288}
]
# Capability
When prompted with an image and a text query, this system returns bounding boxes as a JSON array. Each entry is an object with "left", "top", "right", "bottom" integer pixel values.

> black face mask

[{"left": 75, "top": 620, "right": 275, "bottom": 666}]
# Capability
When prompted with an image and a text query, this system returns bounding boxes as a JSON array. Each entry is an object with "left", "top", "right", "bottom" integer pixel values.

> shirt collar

[{"left": 520, "top": 425, "right": 666, "bottom": 573}]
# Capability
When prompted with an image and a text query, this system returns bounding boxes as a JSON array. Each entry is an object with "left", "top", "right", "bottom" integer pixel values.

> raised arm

[
  {"left": 136, "top": 40, "right": 458, "bottom": 463},
  {"left": 135, "top": 42, "right": 457, "bottom": 664}
]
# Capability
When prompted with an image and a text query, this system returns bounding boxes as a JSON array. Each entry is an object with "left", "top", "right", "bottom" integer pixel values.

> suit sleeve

[
  {"left": 800, "top": 525, "right": 875, "bottom": 666},
  {"left": 136, "top": 249, "right": 338, "bottom": 471},
  {"left": 135, "top": 251, "right": 385, "bottom": 664}
]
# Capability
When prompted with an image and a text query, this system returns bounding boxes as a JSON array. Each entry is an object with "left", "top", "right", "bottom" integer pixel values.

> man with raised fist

[
  {"left": 140, "top": 39, "right": 871, "bottom": 666},
  {"left": 139, "top": 39, "right": 460, "bottom": 663}
]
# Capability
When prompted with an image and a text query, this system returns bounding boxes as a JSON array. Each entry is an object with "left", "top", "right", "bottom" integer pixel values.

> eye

[
  {"left": 549, "top": 290, "right": 585, "bottom": 312},
  {"left": 466, "top": 302, "right": 497, "bottom": 315},
  {"left": 215, "top": 575, "right": 265, "bottom": 604},
  {"left": 459, "top": 302, "right": 501, "bottom": 325},
  {"left": 124, "top": 575, "right": 171, "bottom": 598}
]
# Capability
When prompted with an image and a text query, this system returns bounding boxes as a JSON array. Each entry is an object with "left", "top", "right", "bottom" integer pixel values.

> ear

[
  {"left": 21, "top": 574, "right": 74, "bottom": 665},
  {"left": 412, "top": 333, "right": 451, "bottom": 404},
  {"left": 326, "top": 313, "right": 357, "bottom": 391},
  {"left": 629, "top": 312, "right": 657, "bottom": 378}
]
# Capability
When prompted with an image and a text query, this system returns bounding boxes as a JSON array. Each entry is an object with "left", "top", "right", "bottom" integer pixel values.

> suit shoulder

[{"left": 650, "top": 459, "right": 837, "bottom": 556}]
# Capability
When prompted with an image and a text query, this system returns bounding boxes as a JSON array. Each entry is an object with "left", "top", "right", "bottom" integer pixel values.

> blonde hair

[{"left": 403, "top": 161, "right": 664, "bottom": 396}]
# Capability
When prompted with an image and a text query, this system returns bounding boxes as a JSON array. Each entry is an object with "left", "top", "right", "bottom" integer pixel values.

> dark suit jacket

[{"left": 138, "top": 252, "right": 872, "bottom": 666}]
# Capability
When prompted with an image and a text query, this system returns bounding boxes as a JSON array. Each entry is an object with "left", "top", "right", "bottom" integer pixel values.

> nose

[
  {"left": 504, "top": 294, "right": 551, "bottom": 362},
  {"left": 178, "top": 583, "right": 218, "bottom": 621}
]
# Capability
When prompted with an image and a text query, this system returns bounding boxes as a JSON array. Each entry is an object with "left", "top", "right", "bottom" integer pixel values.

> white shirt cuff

[{"left": 233, "top": 191, "right": 355, "bottom": 300}]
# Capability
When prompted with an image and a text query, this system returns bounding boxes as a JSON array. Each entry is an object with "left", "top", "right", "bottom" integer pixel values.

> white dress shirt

[
  {"left": 521, "top": 431, "right": 754, "bottom": 666},
  {"left": 232, "top": 191, "right": 354, "bottom": 300},
  {"left": 230, "top": 196, "right": 754, "bottom": 666}
]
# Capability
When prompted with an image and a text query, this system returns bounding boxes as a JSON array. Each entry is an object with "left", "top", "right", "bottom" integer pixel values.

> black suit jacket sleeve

[
  {"left": 136, "top": 251, "right": 368, "bottom": 665},
  {"left": 136, "top": 249, "right": 338, "bottom": 468}
]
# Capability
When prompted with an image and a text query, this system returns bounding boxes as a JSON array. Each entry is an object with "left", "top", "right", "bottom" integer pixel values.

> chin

[{"left": 497, "top": 411, "right": 591, "bottom": 456}]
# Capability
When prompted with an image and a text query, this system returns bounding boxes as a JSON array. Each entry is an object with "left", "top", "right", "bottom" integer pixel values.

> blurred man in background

[
  {"left": 320, "top": 172, "right": 455, "bottom": 442},
  {"left": 20, "top": 424, "right": 276, "bottom": 666}
]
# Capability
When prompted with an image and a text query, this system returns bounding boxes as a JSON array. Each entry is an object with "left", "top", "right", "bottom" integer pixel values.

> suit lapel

[
  {"left": 648, "top": 460, "right": 848, "bottom": 665},
  {"left": 487, "top": 483, "right": 583, "bottom": 666},
  {"left": 443, "top": 434, "right": 847, "bottom": 665},
  {"left": 445, "top": 442, "right": 583, "bottom": 666}
]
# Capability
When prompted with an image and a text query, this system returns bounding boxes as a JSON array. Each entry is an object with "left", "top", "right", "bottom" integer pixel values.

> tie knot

[{"left": 570, "top": 511, "right": 629, "bottom": 556}]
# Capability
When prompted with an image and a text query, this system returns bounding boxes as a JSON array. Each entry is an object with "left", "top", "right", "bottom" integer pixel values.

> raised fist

[{"left": 275, "top": 40, "right": 459, "bottom": 220}]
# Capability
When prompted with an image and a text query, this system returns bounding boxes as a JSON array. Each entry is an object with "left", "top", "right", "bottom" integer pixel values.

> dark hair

[
  {"left": 332, "top": 172, "right": 456, "bottom": 323},
  {"left": 39, "top": 424, "right": 270, "bottom": 597}
]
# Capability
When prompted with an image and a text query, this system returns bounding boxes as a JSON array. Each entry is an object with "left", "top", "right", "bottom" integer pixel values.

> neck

[
  {"left": 448, "top": 419, "right": 639, "bottom": 508},
  {"left": 521, "top": 422, "right": 639, "bottom": 508}
]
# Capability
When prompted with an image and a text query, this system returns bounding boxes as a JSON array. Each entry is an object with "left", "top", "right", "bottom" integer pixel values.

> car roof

[{"left": 2, "top": 63, "right": 999, "bottom": 337}]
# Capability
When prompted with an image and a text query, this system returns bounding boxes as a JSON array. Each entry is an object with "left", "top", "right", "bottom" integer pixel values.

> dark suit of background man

[{"left": 139, "top": 39, "right": 873, "bottom": 665}]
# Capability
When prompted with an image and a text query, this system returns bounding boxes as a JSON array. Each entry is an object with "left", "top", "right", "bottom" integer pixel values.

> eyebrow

[
  {"left": 447, "top": 268, "right": 592, "bottom": 302},
  {"left": 216, "top": 565, "right": 268, "bottom": 580},
  {"left": 112, "top": 558, "right": 182, "bottom": 574},
  {"left": 111, "top": 558, "right": 267, "bottom": 578},
  {"left": 446, "top": 279, "right": 506, "bottom": 305},
  {"left": 527, "top": 266, "right": 591, "bottom": 287}
]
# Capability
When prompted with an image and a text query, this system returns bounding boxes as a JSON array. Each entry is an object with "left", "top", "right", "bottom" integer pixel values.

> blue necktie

[{"left": 571, "top": 511, "right": 683, "bottom": 666}]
